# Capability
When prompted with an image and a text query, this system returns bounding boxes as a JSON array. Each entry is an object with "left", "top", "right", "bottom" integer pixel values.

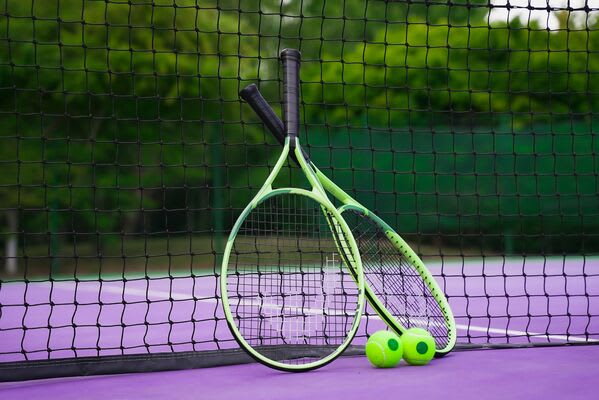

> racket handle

[
  {"left": 280, "top": 48, "right": 301, "bottom": 139},
  {"left": 240, "top": 84, "right": 285, "bottom": 142},
  {"left": 239, "top": 83, "right": 310, "bottom": 164}
]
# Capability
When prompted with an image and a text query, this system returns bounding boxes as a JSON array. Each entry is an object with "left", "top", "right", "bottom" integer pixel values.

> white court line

[
  {"left": 453, "top": 322, "right": 597, "bottom": 343},
  {"left": 92, "top": 284, "right": 208, "bottom": 302},
  {"left": 366, "top": 315, "right": 598, "bottom": 343},
  {"left": 61, "top": 282, "right": 598, "bottom": 344}
]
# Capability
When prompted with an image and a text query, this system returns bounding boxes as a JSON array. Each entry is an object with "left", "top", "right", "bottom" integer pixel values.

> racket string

[
  {"left": 227, "top": 194, "right": 361, "bottom": 364},
  {"left": 345, "top": 209, "right": 450, "bottom": 349}
]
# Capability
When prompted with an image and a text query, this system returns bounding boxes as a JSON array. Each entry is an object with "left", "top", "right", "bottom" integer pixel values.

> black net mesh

[{"left": 0, "top": 0, "right": 598, "bottom": 380}]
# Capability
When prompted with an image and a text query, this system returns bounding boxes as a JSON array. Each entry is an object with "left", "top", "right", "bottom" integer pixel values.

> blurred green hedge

[{"left": 0, "top": 0, "right": 597, "bottom": 256}]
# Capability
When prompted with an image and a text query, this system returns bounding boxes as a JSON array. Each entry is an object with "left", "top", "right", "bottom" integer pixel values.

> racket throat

[{"left": 289, "top": 135, "right": 298, "bottom": 153}]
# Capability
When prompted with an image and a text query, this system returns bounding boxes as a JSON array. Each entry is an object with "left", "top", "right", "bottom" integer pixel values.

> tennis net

[{"left": 1, "top": 0, "right": 598, "bottom": 381}]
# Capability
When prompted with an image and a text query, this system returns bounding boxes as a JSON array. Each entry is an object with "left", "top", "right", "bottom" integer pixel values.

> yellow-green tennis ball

[
  {"left": 401, "top": 328, "right": 436, "bottom": 365},
  {"left": 365, "top": 330, "right": 403, "bottom": 368}
]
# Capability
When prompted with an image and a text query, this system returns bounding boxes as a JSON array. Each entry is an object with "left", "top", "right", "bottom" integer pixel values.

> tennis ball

[
  {"left": 401, "top": 328, "right": 436, "bottom": 365},
  {"left": 365, "top": 330, "right": 403, "bottom": 368}
]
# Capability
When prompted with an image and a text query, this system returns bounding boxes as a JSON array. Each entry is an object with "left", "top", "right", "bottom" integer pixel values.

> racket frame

[
  {"left": 220, "top": 50, "right": 366, "bottom": 371},
  {"left": 239, "top": 83, "right": 457, "bottom": 355}
]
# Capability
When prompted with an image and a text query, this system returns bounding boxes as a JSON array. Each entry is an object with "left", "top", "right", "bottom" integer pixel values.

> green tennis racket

[
  {"left": 239, "top": 83, "right": 457, "bottom": 356},
  {"left": 221, "top": 49, "right": 365, "bottom": 371}
]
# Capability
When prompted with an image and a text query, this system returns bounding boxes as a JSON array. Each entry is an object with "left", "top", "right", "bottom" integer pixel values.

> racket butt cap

[{"left": 280, "top": 48, "right": 301, "bottom": 61}]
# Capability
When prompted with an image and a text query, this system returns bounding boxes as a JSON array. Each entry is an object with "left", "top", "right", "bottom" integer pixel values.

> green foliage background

[{"left": 0, "top": 0, "right": 597, "bottom": 275}]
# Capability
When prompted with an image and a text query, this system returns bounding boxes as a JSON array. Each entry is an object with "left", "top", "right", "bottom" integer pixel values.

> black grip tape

[
  {"left": 280, "top": 48, "right": 301, "bottom": 139},
  {"left": 239, "top": 83, "right": 309, "bottom": 164},
  {"left": 240, "top": 84, "right": 285, "bottom": 142}
]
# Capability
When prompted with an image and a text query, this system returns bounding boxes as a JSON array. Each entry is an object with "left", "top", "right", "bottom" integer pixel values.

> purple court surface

[
  {"left": 1, "top": 346, "right": 598, "bottom": 400},
  {"left": 1, "top": 256, "right": 598, "bottom": 397},
  {"left": 1, "top": 257, "right": 596, "bottom": 362}
]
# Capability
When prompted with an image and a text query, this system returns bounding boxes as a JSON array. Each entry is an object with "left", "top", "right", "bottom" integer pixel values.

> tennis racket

[
  {"left": 221, "top": 49, "right": 365, "bottom": 371},
  {"left": 239, "top": 83, "right": 457, "bottom": 356}
]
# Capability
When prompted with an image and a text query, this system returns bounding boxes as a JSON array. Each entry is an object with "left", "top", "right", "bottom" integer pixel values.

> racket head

[
  {"left": 220, "top": 189, "right": 365, "bottom": 371},
  {"left": 338, "top": 204, "right": 456, "bottom": 354},
  {"left": 237, "top": 82, "right": 455, "bottom": 354}
]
